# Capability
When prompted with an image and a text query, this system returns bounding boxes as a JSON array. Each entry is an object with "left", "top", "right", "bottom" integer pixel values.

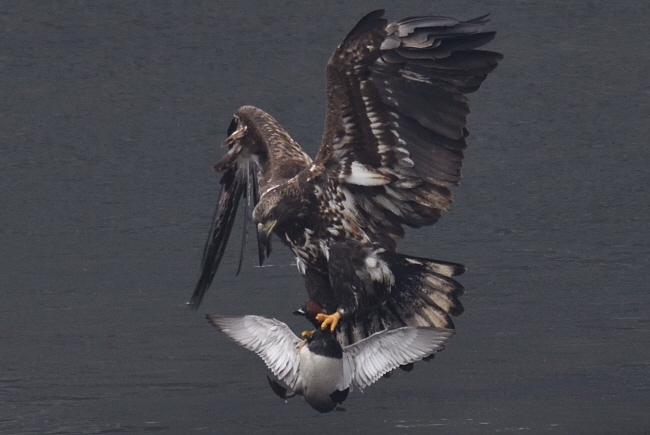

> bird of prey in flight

[{"left": 191, "top": 10, "right": 502, "bottom": 346}]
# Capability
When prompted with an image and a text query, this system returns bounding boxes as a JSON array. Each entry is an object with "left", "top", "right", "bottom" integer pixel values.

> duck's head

[{"left": 293, "top": 300, "right": 325, "bottom": 329}]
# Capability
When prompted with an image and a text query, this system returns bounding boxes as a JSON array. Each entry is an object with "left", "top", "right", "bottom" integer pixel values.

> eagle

[{"left": 191, "top": 10, "right": 502, "bottom": 346}]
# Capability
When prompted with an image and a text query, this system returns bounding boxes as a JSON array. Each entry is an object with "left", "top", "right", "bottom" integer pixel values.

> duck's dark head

[{"left": 293, "top": 300, "right": 324, "bottom": 329}]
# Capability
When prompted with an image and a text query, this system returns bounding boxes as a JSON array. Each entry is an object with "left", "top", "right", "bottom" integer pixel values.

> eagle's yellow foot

[
  {"left": 298, "top": 330, "right": 315, "bottom": 353},
  {"left": 315, "top": 312, "right": 342, "bottom": 332}
]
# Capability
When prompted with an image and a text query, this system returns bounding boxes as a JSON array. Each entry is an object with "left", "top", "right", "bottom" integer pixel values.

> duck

[{"left": 207, "top": 314, "right": 454, "bottom": 412}]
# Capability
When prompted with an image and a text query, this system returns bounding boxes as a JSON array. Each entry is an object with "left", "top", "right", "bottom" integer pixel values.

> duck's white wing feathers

[
  {"left": 207, "top": 314, "right": 303, "bottom": 390},
  {"left": 341, "top": 326, "right": 455, "bottom": 390}
]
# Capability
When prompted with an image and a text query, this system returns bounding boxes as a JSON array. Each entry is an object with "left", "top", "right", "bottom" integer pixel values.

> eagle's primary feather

[{"left": 191, "top": 10, "right": 501, "bottom": 345}]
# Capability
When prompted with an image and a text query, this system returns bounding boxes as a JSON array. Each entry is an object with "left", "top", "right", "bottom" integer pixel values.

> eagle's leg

[
  {"left": 315, "top": 312, "right": 342, "bottom": 333},
  {"left": 298, "top": 330, "right": 315, "bottom": 352}
]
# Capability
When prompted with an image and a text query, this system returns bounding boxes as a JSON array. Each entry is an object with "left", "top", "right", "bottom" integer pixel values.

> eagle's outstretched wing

[
  {"left": 190, "top": 107, "right": 312, "bottom": 308},
  {"left": 313, "top": 10, "right": 502, "bottom": 246}
]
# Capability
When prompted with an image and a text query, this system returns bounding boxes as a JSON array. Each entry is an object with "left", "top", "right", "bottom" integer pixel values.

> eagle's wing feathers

[
  {"left": 341, "top": 326, "right": 455, "bottom": 390},
  {"left": 314, "top": 10, "right": 502, "bottom": 243},
  {"left": 207, "top": 314, "right": 303, "bottom": 391},
  {"left": 191, "top": 161, "right": 247, "bottom": 309},
  {"left": 190, "top": 107, "right": 311, "bottom": 308},
  {"left": 237, "top": 159, "right": 260, "bottom": 275}
]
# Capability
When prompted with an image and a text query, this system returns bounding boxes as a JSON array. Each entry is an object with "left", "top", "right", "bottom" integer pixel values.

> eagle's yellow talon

[
  {"left": 301, "top": 330, "right": 315, "bottom": 338},
  {"left": 298, "top": 330, "right": 316, "bottom": 353},
  {"left": 315, "top": 312, "right": 341, "bottom": 332}
]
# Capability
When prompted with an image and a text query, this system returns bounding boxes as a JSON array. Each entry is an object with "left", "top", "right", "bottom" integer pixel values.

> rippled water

[{"left": 1, "top": 1, "right": 648, "bottom": 434}]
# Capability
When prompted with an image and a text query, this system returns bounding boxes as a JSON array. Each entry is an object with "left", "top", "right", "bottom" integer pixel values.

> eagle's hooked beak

[{"left": 256, "top": 220, "right": 276, "bottom": 266}]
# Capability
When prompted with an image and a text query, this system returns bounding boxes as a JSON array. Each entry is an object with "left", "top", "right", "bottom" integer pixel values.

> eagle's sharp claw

[
  {"left": 298, "top": 331, "right": 315, "bottom": 353},
  {"left": 315, "top": 312, "right": 341, "bottom": 332}
]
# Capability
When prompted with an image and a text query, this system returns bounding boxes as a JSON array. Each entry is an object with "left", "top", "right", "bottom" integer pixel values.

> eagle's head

[{"left": 253, "top": 178, "right": 310, "bottom": 257}]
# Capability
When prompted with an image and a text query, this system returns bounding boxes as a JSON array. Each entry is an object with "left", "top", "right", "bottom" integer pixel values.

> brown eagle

[{"left": 191, "top": 10, "right": 502, "bottom": 346}]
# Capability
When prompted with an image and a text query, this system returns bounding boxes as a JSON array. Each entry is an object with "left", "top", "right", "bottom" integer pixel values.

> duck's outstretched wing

[
  {"left": 313, "top": 10, "right": 502, "bottom": 247},
  {"left": 340, "top": 326, "right": 455, "bottom": 390},
  {"left": 190, "top": 107, "right": 312, "bottom": 308},
  {"left": 207, "top": 314, "right": 303, "bottom": 391}
]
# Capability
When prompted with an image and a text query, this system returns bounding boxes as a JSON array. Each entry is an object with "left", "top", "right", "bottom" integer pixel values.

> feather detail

[{"left": 342, "top": 161, "right": 393, "bottom": 186}]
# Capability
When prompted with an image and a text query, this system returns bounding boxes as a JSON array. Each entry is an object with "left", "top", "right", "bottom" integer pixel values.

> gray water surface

[{"left": 1, "top": 1, "right": 648, "bottom": 434}]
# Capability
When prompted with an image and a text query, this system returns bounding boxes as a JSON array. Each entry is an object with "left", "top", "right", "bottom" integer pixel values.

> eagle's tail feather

[
  {"left": 336, "top": 252, "right": 464, "bottom": 347},
  {"left": 381, "top": 252, "right": 465, "bottom": 330}
]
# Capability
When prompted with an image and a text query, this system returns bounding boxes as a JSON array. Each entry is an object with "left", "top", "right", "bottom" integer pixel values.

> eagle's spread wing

[
  {"left": 207, "top": 314, "right": 303, "bottom": 391},
  {"left": 313, "top": 10, "right": 502, "bottom": 245},
  {"left": 341, "top": 326, "right": 455, "bottom": 390},
  {"left": 191, "top": 107, "right": 312, "bottom": 308}
]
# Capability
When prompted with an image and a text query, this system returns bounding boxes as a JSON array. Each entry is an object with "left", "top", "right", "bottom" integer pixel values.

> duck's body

[
  {"left": 207, "top": 314, "right": 454, "bottom": 412},
  {"left": 294, "top": 329, "right": 347, "bottom": 412}
]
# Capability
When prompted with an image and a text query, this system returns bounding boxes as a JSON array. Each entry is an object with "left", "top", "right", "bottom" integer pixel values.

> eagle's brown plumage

[{"left": 192, "top": 10, "right": 502, "bottom": 347}]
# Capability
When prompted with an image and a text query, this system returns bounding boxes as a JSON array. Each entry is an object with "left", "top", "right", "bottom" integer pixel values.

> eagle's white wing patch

[{"left": 342, "top": 161, "right": 392, "bottom": 186}]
